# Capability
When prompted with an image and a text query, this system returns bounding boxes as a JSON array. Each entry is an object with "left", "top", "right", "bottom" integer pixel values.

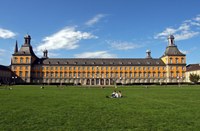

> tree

[{"left": 189, "top": 73, "right": 200, "bottom": 84}]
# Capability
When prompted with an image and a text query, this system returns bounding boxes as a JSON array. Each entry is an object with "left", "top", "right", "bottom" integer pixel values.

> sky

[{"left": 0, "top": 0, "right": 200, "bottom": 66}]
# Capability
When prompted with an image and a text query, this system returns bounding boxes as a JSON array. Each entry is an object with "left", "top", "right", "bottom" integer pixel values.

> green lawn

[{"left": 1, "top": 85, "right": 200, "bottom": 131}]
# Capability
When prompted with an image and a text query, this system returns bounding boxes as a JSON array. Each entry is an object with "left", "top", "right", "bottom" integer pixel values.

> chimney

[
  {"left": 43, "top": 49, "right": 48, "bottom": 58},
  {"left": 146, "top": 50, "right": 152, "bottom": 59}
]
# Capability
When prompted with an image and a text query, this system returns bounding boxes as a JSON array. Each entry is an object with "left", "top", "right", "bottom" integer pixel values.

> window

[
  {"left": 148, "top": 73, "right": 150, "bottom": 78},
  {"left": 134, "top": 72, "right": 137, "bottom": 77},
  {"left": 69, "top": 73, "right": 72, "bottom": 77},
  {"left": 163, "top": 72, "right": 166, "bottom": 77},
  {"left": 102, "top": 74, "right": 104, "bottom": 78},
  {"left": 60, "top": 67, "right": 62, "bottom": 70},
  {"left": 176, "top": 58, "right": 178, "bottom": 64},
  {"left": 181, "top": 58, "right": 185, "bottom": 63},
  {"left": 25, "top": 66, "right": 28, "bottom": 70},
  {"left": 139, "top": 73, "right": 142, "bottom": 77},
  {"left": 14, "top": 57, "right": 18, "bottom": 63},
  {"left": 153, "top": 73, "right": 155, "bottom": 77},
  {"left": 13, "top": 66, "right": 16, "bottom": 70},
  {"left": 170, "top": 58, "right": 173, "bottom": 64},
  {"left": 19, "top": 71, "right": 22, "bottom": 77},
  {"left": 20, "top": 57, "right": 23, "bottom": 63},
  {"left": 26, "top": 57, "right": 29, "bottom": 63},
  {"left": 51, "top": 72, "right": 54, "bottom": 77},
  {"left": 92, "top": 73, "right": 94, "bottom": 77}
]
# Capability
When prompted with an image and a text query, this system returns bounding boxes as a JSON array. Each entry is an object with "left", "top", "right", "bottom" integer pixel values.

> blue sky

[{"left": 0, "top": 0, "right": 200, "bottom": 65}]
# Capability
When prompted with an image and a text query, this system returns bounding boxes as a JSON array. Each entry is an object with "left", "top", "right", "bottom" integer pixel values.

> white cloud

[
  {"left": 154, "top": 14, "right": 200, "bottom": 41},
  {"left": 0, "top": 49, "right": 6, "bottom": 55},
  {"left": 107, "top": 40, "right": 142, "bottom": 50},
  {"left": 74, "top": 51, "right": 117, "bottom": 58},
  {"left": 175, "top": 31, "right": 199, "bottom": 41},
  {"left": 0, "top": 28, "right": 16, "bottom": 39},
  {"left": 180, "top": 47, "right": 197, "bottom": 54},
  {"left": 85, "top": 14, "right": 105, "bottom": 26},
  {"left": 36, "top": 26, "right": 97, "bottom": 51}
]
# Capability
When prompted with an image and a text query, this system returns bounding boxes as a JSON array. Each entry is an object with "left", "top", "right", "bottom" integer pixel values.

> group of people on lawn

[{"left": 111, "top": 90, "right": 122, "bottom": 98}]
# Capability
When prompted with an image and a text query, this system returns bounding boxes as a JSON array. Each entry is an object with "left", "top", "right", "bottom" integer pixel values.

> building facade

[
  {"left": 11, "top": 35, "right": 186, "bottom": 85},
  {"left": 186, "top": 64, "right": 200, "bottom": 83}
]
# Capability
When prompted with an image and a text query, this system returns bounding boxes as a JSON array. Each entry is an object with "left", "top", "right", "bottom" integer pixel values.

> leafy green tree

[{"left": 189, "top": 73, "right": 200, "bottom": 84}]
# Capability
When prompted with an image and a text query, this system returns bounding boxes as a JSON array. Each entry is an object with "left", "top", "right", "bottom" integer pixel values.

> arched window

[
  {"left": 170, "top": 58, "right": 173, "bottom": 64},
  {"left": 181, "top": 58, "right": 185, "bottom": 63},
  {"left": 14, "top": 57, "right": 18, "bottom": 63},
  {"left": 26, "top": 57, "right": 29, "bottom": 63},
  {"left": 20, "top": 57, "right": 23, "bottom": 63},
  {"left": 176, "top": 58, "right": 179, "bottom": 64}
]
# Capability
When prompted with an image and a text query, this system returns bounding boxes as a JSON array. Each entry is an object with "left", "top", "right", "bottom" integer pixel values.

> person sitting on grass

[
  {"left": 118, "top": 91, "right": 122, "bottom": 98},
  {"left": 111, "top": 90, "right": 116, "bottom": 98}
]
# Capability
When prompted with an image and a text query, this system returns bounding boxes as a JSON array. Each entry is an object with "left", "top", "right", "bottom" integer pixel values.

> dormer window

[{"left": 156, "top": 62, "right": 160, "bottom": 65}]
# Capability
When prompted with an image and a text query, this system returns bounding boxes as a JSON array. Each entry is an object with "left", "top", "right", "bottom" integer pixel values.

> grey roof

[
  {"left": 33, "top": 58, "right": 166, "bottom": 66},
  {"left": 186, "top": 64, "right": 200, "bottom": 72},
  {"left": 162, "top": 45, "right": 185, "bottom": 56},
  {"left": 13, "top": 45, "right": 38, "bottom": 58}
]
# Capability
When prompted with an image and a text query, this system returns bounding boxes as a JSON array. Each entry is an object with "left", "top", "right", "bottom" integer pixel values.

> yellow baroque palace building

[{"left": 11, "top": 34, "right": 186, "bottom": 85}]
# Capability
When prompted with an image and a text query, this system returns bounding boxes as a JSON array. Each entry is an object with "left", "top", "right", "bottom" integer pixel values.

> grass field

[{"left": 1, "top": 85, "right": 200, "bottom": 131}]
